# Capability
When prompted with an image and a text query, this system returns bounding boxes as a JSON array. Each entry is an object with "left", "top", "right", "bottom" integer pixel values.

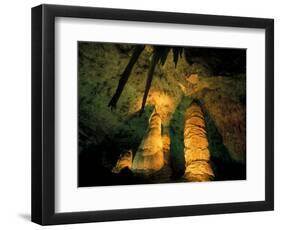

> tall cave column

[
  {"left": 132, "top": 110, "right": 164, "bottom": 174},
  {"left": 183, "top": 102, "right": 214, "bottom": 181}
]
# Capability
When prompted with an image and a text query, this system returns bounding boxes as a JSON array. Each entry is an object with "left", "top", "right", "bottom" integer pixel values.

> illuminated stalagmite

[
  {"left": 112, "top": 150, "right": 133, "bottom": 173},
  {"left": 183, "top": 102, "right": 214, "bottom": 181},
  {"left": 132, "top": 110, "right": 164, "bottom": 174}
]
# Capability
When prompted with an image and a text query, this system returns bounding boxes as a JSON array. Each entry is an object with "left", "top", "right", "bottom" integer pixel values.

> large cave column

[
  {"left": 132, "top": 110, "right": 164, "bottom": 174},
  {"left": 183, "top": 102, "right": 214, "bottom": 181}
]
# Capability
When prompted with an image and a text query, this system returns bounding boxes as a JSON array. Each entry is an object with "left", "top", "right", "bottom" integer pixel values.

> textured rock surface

[
  {"left": 132, "top": 111, "right": 164, "bottom": 174},
  {"left": 162, "top": 134, "right": 171, "bottom": 164},
  {"left": 112, "top": 150, "right": 133, "bottom": 173},
  {"left": 187, "top": 74, "right": 199, "bottom": 84},
  {"left": 183, "top": 102, "right": 214, "bottom": 181},
  {"left": 186, "top": 74, "right": 200, "bottom": 95}
]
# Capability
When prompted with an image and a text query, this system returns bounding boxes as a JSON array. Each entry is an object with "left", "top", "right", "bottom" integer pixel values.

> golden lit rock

[
  {"left": 184, "top": 148, "right": 210, "bottom": 163},
  {"left": 132, "top": 111, "right": 164, "bottom": 174},
  {"left": 186, "top": 117, "right": 205, "bottom": 128},
  {"left": 183, "top": 102, "right": 214, "bottom": 181},
  {"left": 112, "top": 150, "right": 133, "bottom": 173},
  {"left": 187, "top": 74, "right": 199, "bottom": 85},
  {"left": 186, "top": 74, "right": 200, "bottom": 95},
  {"left": 185, "top": 161, "right": 214, "bottom": 182}
]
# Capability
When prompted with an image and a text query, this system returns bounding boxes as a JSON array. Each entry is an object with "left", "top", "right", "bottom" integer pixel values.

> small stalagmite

[
  {"left": 132, "top": 110, "right": 164, "bottom": 174},
  {"left": 183, "top": 102, "right": 214, "bottom": 181},
  {"left": 112, "top": 150, "right": 133, "bottom": 173}
]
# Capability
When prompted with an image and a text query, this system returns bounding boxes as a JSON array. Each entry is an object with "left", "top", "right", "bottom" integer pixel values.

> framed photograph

[{"left": 31, "top": 4, "right": 274, "bottom": 225}]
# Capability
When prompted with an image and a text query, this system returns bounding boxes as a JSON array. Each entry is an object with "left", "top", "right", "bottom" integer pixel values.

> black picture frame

[{"left": 31, "top": 4, "right": 274, "bottom": 225}]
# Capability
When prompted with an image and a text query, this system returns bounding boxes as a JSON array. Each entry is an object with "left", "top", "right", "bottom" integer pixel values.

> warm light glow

[
  {"left": 134, "top": 90, "right": 177, "bottom": 127},
  {"left": 132, "top": 111, "right": 164, "bottom": 174},
  {"left": 184, "top": 103, "right": 214, "bottom": 181}
]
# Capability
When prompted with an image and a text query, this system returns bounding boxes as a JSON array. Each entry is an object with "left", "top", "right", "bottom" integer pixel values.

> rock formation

[
  {"left": 112, "top": 150, "right": 133, "bottom": 173},
  {"left": 162, "top": 134, "right": 171, "bottom": 164},
  {"left": 132, "top": 110, "right": 164, "bottom": 174},
  {"left": 186, "top": 74, "right": 199, "bottom": 93},
  {"left": 183, "top": 102, "right": 214, "bottom": 181}
]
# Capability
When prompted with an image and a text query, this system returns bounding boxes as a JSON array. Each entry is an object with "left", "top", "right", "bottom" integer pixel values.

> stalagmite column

[
  {"left": 183, "top": 102, "right": 214, "bottom": 181},
  {"left": 112, "top": 150, "right": 133, "bottom": 173},
  {"left": 132, "top": 110, "right": 164, "bottom": 174}
]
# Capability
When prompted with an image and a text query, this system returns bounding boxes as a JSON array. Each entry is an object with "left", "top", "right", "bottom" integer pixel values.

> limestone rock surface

[
  {"left": 112, "top": 150, "right": 133, "bottom": 173},
  {"left": 132, "top": 111, "right": 164, "bottom": 174},
  {"left": 183, "top": 102, "right": 214, "bottom": 181}
]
